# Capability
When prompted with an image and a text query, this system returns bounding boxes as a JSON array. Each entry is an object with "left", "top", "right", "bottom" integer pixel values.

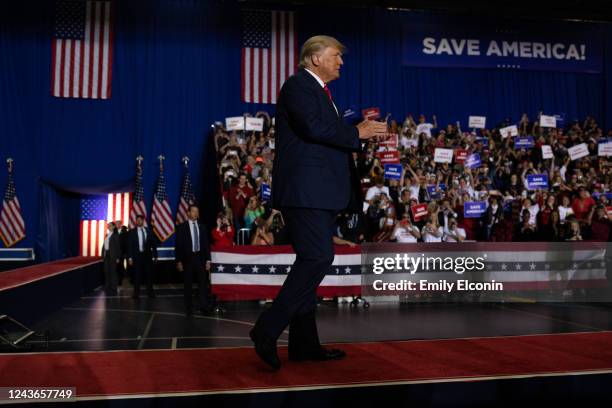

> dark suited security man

[
  {"left": 127, "top": 215, "right": 158, "bottom": 299},
  {"left": 101, "top": 222, "right": 121, "bottom": 296},
  {"left": 175, "top": 204, "right": 212, "bottom": 316},
  {"left": 249, "top": 35, "right": 387, "bottom": 369}
]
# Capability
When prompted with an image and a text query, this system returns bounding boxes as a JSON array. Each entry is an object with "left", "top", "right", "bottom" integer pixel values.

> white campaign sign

[
  {"left": 225, "top": 116, "right": 245, "bottom": 131},
  {"left": 540, "top": 115, "right": 557, "bottom": 128},
  {"left": 434, "top": 148, "right": 454, "bottom": 163},
  {"left": 598, "top": 142, "right": 612, "bottom": 157},
  {"left": 500, "top": 125, "right": 518, "bottom": 138},
  {"left": 541, "top": 145, "right": 554, "bottom": 159},
  {"left": 568, "top": 143, "right": 589, "bottom": 160},
  {"left": 245, "top": 117, "right": 264, "bottom": 131},
  {"left": 468, "top": 116, "right": 486, "bottom": 129}
]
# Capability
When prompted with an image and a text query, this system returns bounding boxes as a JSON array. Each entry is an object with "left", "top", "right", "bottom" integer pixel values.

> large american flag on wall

[
  {"left": 241, "top": 9, "right": 297, "bottom": 104},
  {"left": 80, "top": 193, "right": 130, "bottom": 256},
  {"left": 52, "top": 0, "right": 114, "bottom": 99}
]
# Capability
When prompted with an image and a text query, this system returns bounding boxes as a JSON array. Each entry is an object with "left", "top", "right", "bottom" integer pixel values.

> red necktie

[{"left": 323, "top": 84, "right": 333, "bottom": 102}]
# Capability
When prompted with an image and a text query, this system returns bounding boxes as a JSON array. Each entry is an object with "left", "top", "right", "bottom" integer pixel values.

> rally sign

[
  {"left": 225, "top": 116, "right": 245, "bottom": 131},
  {"left": 384, "top": 164, "right": 402, "bottom": 180},
  {"left": 464, "top": 153, "right": 481, "bottom": 169},
  {"left": 376, "top": 150, "right": 401, "bottom": 164},
  {"left": 362, "top": 107, "right": 381, "bottom": 120},
  {"left": 411, "top": 203, "right": 429, "bottom": 221},
  {"left": 260, "top": 183, "right": 271, "bottom": 201},
  {"left": 455, "top": 149, "right": 468, "bottom": 163},
  {"left": 426, "top": 184, "right": 447, "bottom": 200},
  {"left": 539, "top": 115, "right": 557, "bottom": 128},
  {"left": 541, "top": 145, "right": 554, "bottom": 159},
  {"left": 245, "top": 117, "right": 264, "bottom": 131},
  {"left": 500, "top": 125, "right": 518, "bottom": 138},
  {"left": 469, "top": 116, "right": 486, "bottom": 129},
  {"left": 434, "top": 148, "right": 454, "bottom": 163},
  {"left": 463, "top": 201, "right": 487, "bottom": 218},
  {"left": 379, "top": 133, "right": 399, "bottom": 148},
  {"left": 598, "top": 141, "right": 612, "bottom": 157},
  {"left": 568, "top": 143, "right": 589, "bottom": 160},
  {"left": 514, "top": 137, "right": 534, "bottom": 149},
  {"left": 526, "top": 174, "right": 549, "bottom": 190}
]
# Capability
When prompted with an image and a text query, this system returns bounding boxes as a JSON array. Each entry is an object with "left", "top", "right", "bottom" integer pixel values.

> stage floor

[{"left": 14, "top": 283, "right": 612, "bottom": 353}]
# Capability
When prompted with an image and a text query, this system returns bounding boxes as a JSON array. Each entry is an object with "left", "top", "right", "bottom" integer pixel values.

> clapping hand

[{"left": 357, "top": 119, "right": 388, "bottom": 141}]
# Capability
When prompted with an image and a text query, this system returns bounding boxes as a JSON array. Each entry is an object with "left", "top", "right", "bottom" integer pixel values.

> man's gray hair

[{"left": 298, "top": 35, "right": 346, "bottom": 69}]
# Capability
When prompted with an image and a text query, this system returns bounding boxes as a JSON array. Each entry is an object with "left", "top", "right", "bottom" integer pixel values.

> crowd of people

[{"left": 212, "top": 112, "right": 611, "bottom": 247}]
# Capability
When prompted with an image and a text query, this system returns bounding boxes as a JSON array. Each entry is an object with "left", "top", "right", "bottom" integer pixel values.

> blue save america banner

[{"left": 402, "top": 20, "right": 603, "bottom": 73}]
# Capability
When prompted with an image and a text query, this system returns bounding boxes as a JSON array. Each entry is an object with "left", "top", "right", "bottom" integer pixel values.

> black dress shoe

[
  {"left": 289, "top": 346, "right": 346, "bottom": 362},
  {"left": 249, "top": 328, "right": 281, "bottom": 370}
]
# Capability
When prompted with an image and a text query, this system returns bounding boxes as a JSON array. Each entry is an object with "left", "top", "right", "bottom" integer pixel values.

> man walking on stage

[{"left": 249, "top": 35, "right": 387, "bottom": 370}]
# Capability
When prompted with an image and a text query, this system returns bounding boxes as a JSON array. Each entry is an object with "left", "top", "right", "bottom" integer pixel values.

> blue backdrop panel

[{"left": 0, "top": 1, "right": 610, "bottom": 260}]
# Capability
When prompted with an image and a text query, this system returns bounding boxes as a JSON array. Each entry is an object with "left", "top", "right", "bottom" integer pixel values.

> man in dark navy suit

[
  {"left": 175, "top": 204, "right": 212, "bottom": 316},
  {"left": 250, "top": 35, "right": 387, "bottom": 370},
  {"left": 127, "top": 215, "right": 158, "bottom": 299}
]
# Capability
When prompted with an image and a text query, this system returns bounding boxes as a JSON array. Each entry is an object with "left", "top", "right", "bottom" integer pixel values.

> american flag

[
  {"left": 241, "top": 9, "right": 297, "bottom": 104},
  {"left": 151, "top": 170, "right": 174, "bottom": 242},
  {"left": 52, "top": 0, "right": 114, "bottom": 99},
  {"left": 176, "top": 161, "right": 196, "bottom": 225},
  {"left": 80, "top": 193, "right": 130, "bottom": 257},
  {"left": 0, "top": 166, "right": 26, "bottom": 248},
  {"left": 129, "top": 162, "right": 147, "bottom": 228}
]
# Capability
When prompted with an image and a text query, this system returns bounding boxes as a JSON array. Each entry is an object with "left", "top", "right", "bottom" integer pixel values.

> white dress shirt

[
  {"left": 104, "top": 231, "right": 113, "bottom": 251},
  {"left": 304, "top": 68, "right": 338, "bottom": 115},
  {"left": 138, "top": 227, "right": 146, "bottom": 252},
  {"left": 189, "top": 221, "right": 200, "bottom": 252}
]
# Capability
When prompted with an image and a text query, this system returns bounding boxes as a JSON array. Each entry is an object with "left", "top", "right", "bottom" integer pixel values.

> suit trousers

[
  {"left": 254, "top": 208, "right": 336, "bottom": 348},
  {"left": 133, "top": 252, "right": 154, "bottom": 296},
  {"left": 103, "top": 255, "right": 118, "bottom": 295},
  {"left": 183, "top": 252, "right": 209, "bottom": 312}
]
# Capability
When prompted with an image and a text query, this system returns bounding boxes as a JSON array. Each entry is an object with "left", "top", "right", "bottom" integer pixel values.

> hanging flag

[
  {"left": 51, "top": 0, "right": 114, "bottom": 99},
  {"left": 80, "top": 193, "right": 131, "bottom": 257},
  {"left": 151, "top": 156, "right": 174, "bottom": 242},
  {"left": 241, "top": 9, "right": 297, "bottom": 104},
  {"left": 0, "top": 159, "right": 26, "bottom": 248},
  {"left": 176, "top": 157, "right": 196, "bottom": 225},
  {"left": 129, "top": 156, "right": 148, "bottom": 228}
]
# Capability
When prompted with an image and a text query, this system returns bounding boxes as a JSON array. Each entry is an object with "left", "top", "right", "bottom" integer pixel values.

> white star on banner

[
  {"left": 269, "top": 266, "right": 276, "bottom": 274},
  {"left": 252, "top": 266, "right": 259, "bottom": 273},
  {"left": 234, "top": 265, "right": 242, "bottom": 273}
]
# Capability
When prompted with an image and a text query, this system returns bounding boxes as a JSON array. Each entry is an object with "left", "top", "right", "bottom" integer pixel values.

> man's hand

[
  {"left": 128, "top": 258, "right": 134, "bottom": 266},
  {"left": 176, "top": 262, "right": 184, "bottom": 272},
  {"left": 357, "top": 119, "right": 388, "bottom": 140},
  {"left": 205, "top": 261, "right": 211, "bottom": 272}
]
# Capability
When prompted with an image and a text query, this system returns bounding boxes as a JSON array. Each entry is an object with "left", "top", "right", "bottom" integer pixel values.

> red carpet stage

[{"left": 2, "top": 331, "right": 611, "bottom": 402}]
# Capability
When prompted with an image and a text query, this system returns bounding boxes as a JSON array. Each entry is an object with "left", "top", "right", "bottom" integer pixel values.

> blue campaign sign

[
  {"left": 475, "top": 137, "right": 489, "bottom": 147},
  {"left": 554, "top": 113, "right": 566, "bottom": 128},
  {"left": 526, "top": 174, "right": 549, "bottom": 190},
  {"left": 384, "top": 164, "right": 402, "bottom": 180},
  {"left": 402, "top": 20, "right": 602, "bottom": 73},
  {"left": 465, "top": 153, "right": 481, "bottom": 169},
  {"left": 426, "top": 184, "right": 446, "bottom": 199},
  {"left": 515, "top": 136, "right": 534, "bottom": 149},
  {"left": 463, "top": 201, "right": 487, "bottom": 218},
  {"left": 343, "top": 105, "right": 358, "bottom": 120},
  {"left": 260, "top": 183, "right": 271, "bottom": 201}
]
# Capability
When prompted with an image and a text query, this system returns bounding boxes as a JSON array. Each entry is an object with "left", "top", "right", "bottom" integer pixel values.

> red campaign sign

[
  {"left": 376, "top": 150, "right": 400, "bottom": 164},
  {"left": 455, "top": 149, "right": 468, "bottom": 163},
  {"left": 411, "top": 203, "right": 429, "bottom": 221},
  {"left": 379, "top": 133, "right": 398, "bottom": 148},
  {"left": 362, "top": 107, "right": 381, "bottom": 120}
]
